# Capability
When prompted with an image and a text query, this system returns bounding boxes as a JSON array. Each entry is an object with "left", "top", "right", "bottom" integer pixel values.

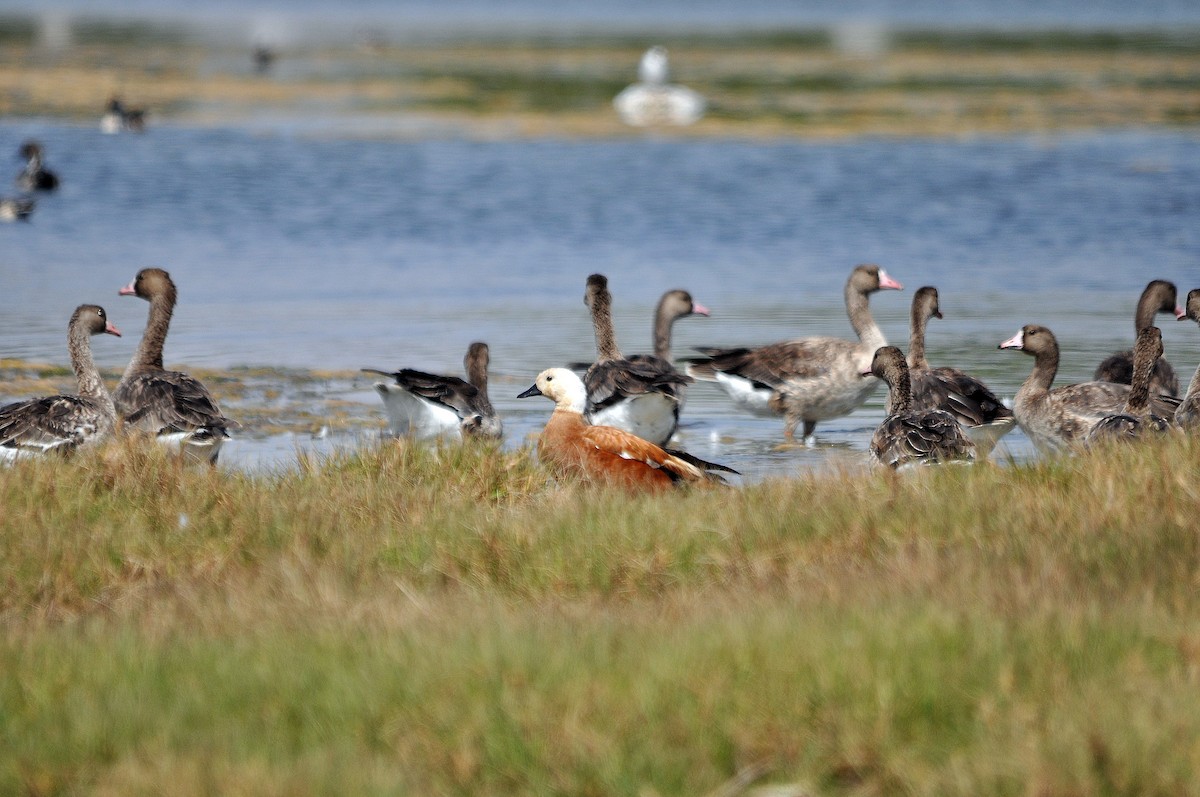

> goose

[
  {"left": 631, "top": 288, "right": 711, "bottom": 367},
  {"left": 864, "top": 346, "right": 975, "bottom": 469},
  {"left": 1175, "top": 289, "right": 1200, "bottom": 431},
  {"left": 906, "top": 286, "right": 1015, "bottom": 456},
  {"left": 581, "top": 274, "right": 695, "bottom": 447},
  {"left": 518, "top": 367, "right": 735, "bottom": 491},
  {"left": 100, "top": 96, "right": 146, "bottom": 134},
  {"left": 613, "top": 46, "right": 706, "bottom": 127},
  {"left": 0, "top": 196, "right": 34, "bottom": 222},
  {"left": 685, "top": 263, "right": 904, "bottom": 444},
  {"left": 1094, "top": 280, "right": 1184, "bottom": 395},
  {"left": 1087, "top": 326, "right": 1173, "bottom": 444},
  {"left": 363, "top": 341, "right": 502, "bottom": 441},
  {"left": 998, "top": 324, "right": 1179, "bottom": 454},
  {"left": 16, "top": 141, "right": 59, "bottom": 192},
  {"left": 114, "top": 268, "right": 233, "bottom": 464},
  {"left": 1, "top": 305, "right": 121, "bottom": 462}
]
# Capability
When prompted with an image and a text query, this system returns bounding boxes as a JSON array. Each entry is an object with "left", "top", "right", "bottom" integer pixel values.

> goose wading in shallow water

[
  {"left": 613, "top": 46, "right": 706, "bottom": 127},
  {"left": 363, "top": 341, "right": 502, "bottom": 441},
  {"left": 1087, "top": 326, "right": 1173, "bottom": 444},
  {"left": 905, "top": 286, "right": 1015, "bottom": 457},
  {"left": 0, "top": 196, "right": 34, "bottom": 222},
  {"left": 998, "top": 324, "right": 1179, "bottom": 455},
  {"left": 685, "top": 263, "right": 904, "bottom": 446},
  {"left": 1093, "top": 279, "right": 1184, "bottom": 396},
  {"left": 100, "top": 96, "right": 146, "bottom": 134},
  {"left": 518, "top": 367, "right": 736, "bottom": 492},
  {"left": 114, "top": 268, "right": 234, "bottom": 465},
  {"left": 580, "top": 274, "right": 696, "bottom": 447},
  {"left": 863, "top": 345, "right": 975, "bottom": 469},
  {"left": 1175, "top": 288, "right": 1200, "bottom": 430},
  {"left": 0, "top": 305, "right": 121, "bottom": 462},
  {"left": 16, "top": 140, "right": 59, "bottom": 192}
]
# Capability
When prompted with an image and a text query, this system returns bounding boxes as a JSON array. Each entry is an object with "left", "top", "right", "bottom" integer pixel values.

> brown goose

[
  {"left": 999, "top": 324, "right": 1179, "bottom": 454},
  {"left": 630, "top": 288, "right": 710, "bottom": 365},
  {"left": 1087, "top": 326, "right": 1173, "bottom": 444},
  {"left": 685, "top": 263, "right": 903, "bottom": 444},
  {"left": 1, "top": 305, "right": 121, "bottom": 462},
  {"left": 1093, "top": 280, "right": 1184, "bottom": 395},
  {"left": 1175, "top": 289, "right": 1200, "bottom": 431},
  {"left": 864, "top": 346, "right": 975, "bottom": 468},
  {"left": 581, "top": 274, "right": 696, "bottom": 447},
  {"left": 906, "top": 286, "right": 1015, "bottom": 456},
  {"left": 114, "top": 268, "right": 234, "bottom": 464},
  {"left": 363, "top": 341, "right": 502, "bottom": 441}
]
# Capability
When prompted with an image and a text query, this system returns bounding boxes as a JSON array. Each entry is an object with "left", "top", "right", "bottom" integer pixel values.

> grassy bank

[
  {"left": 2, "top": 434, "right": 1198, "bottom": 795},
  {"left": 2, "top": 22, "right": 1200, "bottom": 136}
]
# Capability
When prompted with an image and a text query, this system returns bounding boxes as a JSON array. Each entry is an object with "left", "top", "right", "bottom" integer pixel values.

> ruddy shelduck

[{"left": 519, "top": 367, "right": 735, "bottom": 491}]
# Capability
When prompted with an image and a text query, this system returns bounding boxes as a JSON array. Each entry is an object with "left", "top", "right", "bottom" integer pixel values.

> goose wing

[
  {"left": 0, "top": 395, "right": 107, "bottom": 453},
  {"left": 118, "top": 370, "right": 233, "bottom": 437}
]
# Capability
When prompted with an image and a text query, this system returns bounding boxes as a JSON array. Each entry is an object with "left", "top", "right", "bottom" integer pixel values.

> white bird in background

[
  {"left": 614, "top": 46, "right": 706, "bottom": 127},
  {"left": 638, "top": 45, "right": 669, "bottom": 85}
]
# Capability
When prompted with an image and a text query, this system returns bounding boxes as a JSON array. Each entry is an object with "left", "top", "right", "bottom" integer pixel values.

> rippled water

[{"left": 2, "top": 121, "right": 1198, "bottom": 479}]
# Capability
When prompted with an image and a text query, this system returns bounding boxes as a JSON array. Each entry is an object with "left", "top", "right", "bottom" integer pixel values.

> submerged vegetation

[{"left": 2, "top": 433, "right": 1199, "bottom": 794}]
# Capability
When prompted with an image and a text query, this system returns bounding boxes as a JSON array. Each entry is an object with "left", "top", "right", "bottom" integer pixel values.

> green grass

[{"left": 2, "top": 435, "right": 1199, "bottom": 795}]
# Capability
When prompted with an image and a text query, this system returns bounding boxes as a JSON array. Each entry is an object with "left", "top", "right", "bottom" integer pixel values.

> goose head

[
  {"left": 119, "top": 267, "right": 176, "bottom": 302},
  {"left": 850, "top": 263, "right": 904, "bottom": 294}
]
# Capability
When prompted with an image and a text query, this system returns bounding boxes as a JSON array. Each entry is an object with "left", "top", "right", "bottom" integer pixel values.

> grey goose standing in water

[
  {"left": 1174, "top": 289, "right": 1200, "bottom": 431},
  {"left": 364, "top": 341, "right": 502, "bottom": 441},
  {"left": 1093, "top": 279, "right": 1184, "bottom": 396},
  {"left": 579, "top": 274, "right": 699, "bottom": 447},
  {"left": 999, "top": 324, "right": 1179, "bottom": 454},
  {"left": 114, "top": 268, "right": 234, "bottom": 464},
  {"left": 905, "top": 286, "right": 1015, "bottom": 456},
  {"left": 1087, "top": 326, "right": 1173, "bottom": 444},
  {"left": 16, "top": 140, "right": 59, "bottom": 192},
  {"left": 685, "top": 263, "right": 904, "bottom": 445},
  {"left": 1, "top": 305, "right": 121, "bottom": 462},
  {"left": 864, "top": 345, "right": 975, "bottom": 469}
]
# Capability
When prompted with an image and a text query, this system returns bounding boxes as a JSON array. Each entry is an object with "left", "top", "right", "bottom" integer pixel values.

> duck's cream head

[{"left": 518, "top": 368, "right": 588, "bottom": 413}]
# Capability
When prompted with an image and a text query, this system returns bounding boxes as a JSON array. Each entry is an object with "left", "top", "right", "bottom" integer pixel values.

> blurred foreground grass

[
  {"left": 2, "top": 20, "right": 1200, "bottom": 136},
  {"left": 2, "top": 433, "right": 1199, "bottom": 795}
]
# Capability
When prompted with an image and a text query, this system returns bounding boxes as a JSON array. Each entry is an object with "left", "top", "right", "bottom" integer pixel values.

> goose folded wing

[
  {"left": 386, "top": 368, "right": 480, "bottom": 415},
  {"left": 584, "top": 358, "right": 692, "bottom": 411},
  {"left": 123, "top": 371, "right": 234, "bottom": 434},
  {"left": 911, "top": 369, "right": 1012, "bottom": 427},
  {"left": 0, "top": 396, "right": 103, "bottom": 452},
  {"left": 688, "top": 341, "right": 831, "bottom": 387}
]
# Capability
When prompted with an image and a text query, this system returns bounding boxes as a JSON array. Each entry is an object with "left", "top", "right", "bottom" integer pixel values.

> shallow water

[{"left": 2, "top": 121, "right": 1198, "bottom": 479}]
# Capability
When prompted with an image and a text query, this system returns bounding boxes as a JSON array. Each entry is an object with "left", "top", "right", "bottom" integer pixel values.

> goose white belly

[
  {"left": 155, "top": 429, "right": 228, "bottom": 465},
  {"left": 374, "top": 383, "right": 462, "bottom": 441},
  {"left": 963, "top": 418, "right": 1017, "bottom": 457},
  {"left": 709, "top": 372, "right": 778, "bottom": 417},
  {"left": 1, "top": 440, "right": 70, "bottom": 463},
  {"left": 587, "top": 392, "right": 679, "bottom": 446}
]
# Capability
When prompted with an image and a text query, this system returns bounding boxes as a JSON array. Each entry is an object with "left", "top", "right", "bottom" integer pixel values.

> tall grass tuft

[{"left": 2, "top": 434, "right": 1199, "bottom": 795}]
